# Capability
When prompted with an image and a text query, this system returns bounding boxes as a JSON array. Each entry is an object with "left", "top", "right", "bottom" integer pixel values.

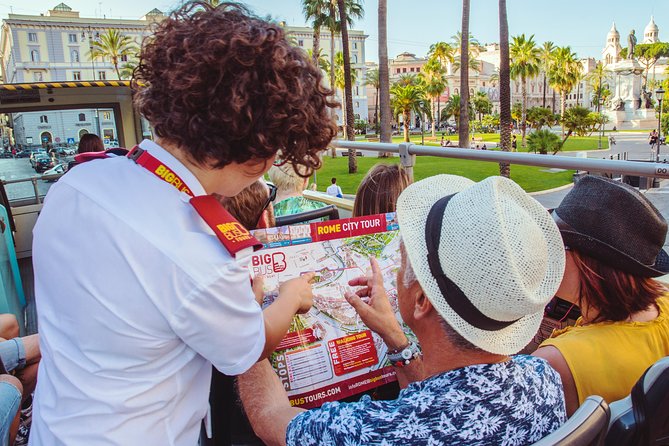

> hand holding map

[
  {"left": 279, "top": 272, "right": 316, "bottom": 314},
  {"left": 345, "top": 257, "right": 408, "bottom": 351}
]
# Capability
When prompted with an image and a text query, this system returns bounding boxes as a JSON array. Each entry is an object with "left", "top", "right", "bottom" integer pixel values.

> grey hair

[{"left": 402, "top": 243, "right": 481, "bottom": 353}]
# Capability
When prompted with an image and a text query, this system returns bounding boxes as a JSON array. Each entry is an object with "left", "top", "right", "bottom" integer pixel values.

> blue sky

[{"left": 1, "top": 0, "right": 666, "bottom": 62}]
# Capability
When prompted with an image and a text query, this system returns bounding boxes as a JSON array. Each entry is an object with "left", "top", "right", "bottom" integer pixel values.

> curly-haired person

[{"left": 30, "top": 2, "right": 337, "bottom": 445}]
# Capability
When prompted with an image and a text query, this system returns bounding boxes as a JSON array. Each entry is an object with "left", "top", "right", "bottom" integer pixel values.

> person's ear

[{"left": 413, "top": 286, "right": 433, "bottom": 321}]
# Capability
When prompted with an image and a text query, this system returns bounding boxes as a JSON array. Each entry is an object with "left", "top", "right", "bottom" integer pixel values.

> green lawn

[
  {"left": 385, "top": 133, "right": 608, "bottom": 151},
  {"left": 313, "top": 156, "right": 574, "bottom": 194}
]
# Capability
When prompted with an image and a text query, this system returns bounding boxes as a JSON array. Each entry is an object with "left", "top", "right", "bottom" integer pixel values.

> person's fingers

[
  {"left": 301, "top": 272, "right": 316, "bottom": 283},
  {"left": 348, "top": 276, "right": 368, "bottom": 287},
  {"left": 252, "top": 276, "right": 264, "bottom": 306},
  {"left": 369, "top": 257, "right": 384, "bottom": 285},
  {"left": 345, "top": 292, "right": 369, "bottom": 318},
  {"left": 354, "top": 287, "right": 371, "bottom": 298}
]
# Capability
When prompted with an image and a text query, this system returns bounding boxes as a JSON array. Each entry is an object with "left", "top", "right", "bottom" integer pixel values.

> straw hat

[
  {"left": 397, "top": 175, "right": 565, "bottom": 355},
  {"left": 552, "top": 175, "right": 669, "bottom": 277}
]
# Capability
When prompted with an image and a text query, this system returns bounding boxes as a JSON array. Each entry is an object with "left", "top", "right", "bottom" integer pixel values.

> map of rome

[{"left": 249, "top": 213, "right": 411, "bottom": 408}]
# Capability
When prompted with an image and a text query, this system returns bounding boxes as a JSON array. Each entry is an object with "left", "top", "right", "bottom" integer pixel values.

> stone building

[
  {"left": 0, "top": 3, "right": 162, "bottom": 83},
  {"left": 0, "top": 3, "right": 162, "bottom": 147},
  {"left": 284, "top": 25, "right": 369, "bottom": 123}
]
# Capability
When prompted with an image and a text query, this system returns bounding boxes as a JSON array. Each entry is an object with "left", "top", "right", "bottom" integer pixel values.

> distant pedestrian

[
  {"left": 326, "top": 178, "right": 343, "bottom": 198},
  {"left": 512, "top": 135, "right": 517, "bottom": 150},
  {"left": 482, "top": 144, "right": 487, "bottom": 150},
  {"left": 609, "top": 136, "right": 616, "bottom": 146},
  {"left": 649, "top": 130, "right": 658, "bottom": 147}
]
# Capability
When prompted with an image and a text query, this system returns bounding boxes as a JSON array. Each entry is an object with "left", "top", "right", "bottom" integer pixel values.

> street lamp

[{"left": 657, "top": 87, "right": 665, "bottom": 162}]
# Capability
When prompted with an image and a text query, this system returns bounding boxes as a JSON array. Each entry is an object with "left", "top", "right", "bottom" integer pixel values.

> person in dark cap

[{"left": 534, "top": 175, "right": 669, "bottom": 415}]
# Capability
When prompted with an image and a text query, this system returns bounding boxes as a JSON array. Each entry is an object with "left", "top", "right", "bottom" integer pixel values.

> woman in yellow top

[{"left": 534, "top": 175, "right": 669, "bottom": 416}]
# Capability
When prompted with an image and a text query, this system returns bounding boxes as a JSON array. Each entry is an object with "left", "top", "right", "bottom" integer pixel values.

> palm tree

[
  {"left": 452, "top": 31, "right": 481, "bottom": 58},
  {"left": 527, "top": 129, "right": 561, "bottom": 155},
  {"left": 585, "top": 61, "right": 610, "bottom": 114},
  {"left": 472, "top": 91, "right": 492, "bottom": 121},
  {"left": 539, "top": 41, "right": 556, "bottom": 109},
  {"left": 510, "top": 34, "right": 540, "bottom": 148},
  {"left": 458, "top": 0, "right": 471, "bottom": 148},
  {"left": 302, "top": 0, "right": 329, "bottom": 67},
  {"left": 378, "top": 0, "right": 392, "bottom": 152},
  {"left": 498, "top": 0, "right": 511, "bottom": 177},
  {"left": 334, "top": 52, "right": 358, "bottom": 102},
  {"left": 441, "top": 94, "right": 463, "bottom": 125},
  {"left": 364, "top": 68, "right": 380, "bottom": 130},
  {"left": 337, "top": 0, "right": 357, "bottom": 173},
  {"left": 89, "top": 29, "right": 136, "bottom": 80},
  {"left": 419, "top": 58, "right": 447, "bottom": 137},
  {"left": 323, "top": 0, "right": 363, "bottom": 100},
  {"left": 548, "top": 46, "right": 581, "bottom": 136},
  {"left": 307, "top": 48, "right": 330, "bottom": 74},
  {"left": 428, "top": 42, "right": 455, "bottom": 128},
  {"left": 391, "top": 83, "right": 428, "bottom": 142}
]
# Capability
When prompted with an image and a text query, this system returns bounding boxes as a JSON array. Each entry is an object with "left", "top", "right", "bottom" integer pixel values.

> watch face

[{"left": 401, "top": 348, "right": 413, "bottom": 360}]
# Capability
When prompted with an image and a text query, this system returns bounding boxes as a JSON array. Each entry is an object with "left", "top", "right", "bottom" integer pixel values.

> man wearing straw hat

[{"left": 239, "top": 175, "right": 568, "bottom": 445}]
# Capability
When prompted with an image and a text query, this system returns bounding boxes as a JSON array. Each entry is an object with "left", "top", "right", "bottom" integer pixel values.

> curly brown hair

[{"left": 133, "top": 1, "right": 337, "bottom": 173}]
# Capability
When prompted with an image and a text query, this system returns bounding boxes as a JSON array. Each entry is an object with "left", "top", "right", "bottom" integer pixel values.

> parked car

[
  {"left": 29, "top": 150, "right": 48, "bottom": 167},
  {"left": 0, "top": 151, "right": 13, "bottom": 158},
  {"left": 34, "top": 156, "right": 54, "bottom": 173},
  {"left": 15, "top": 150, "right": 30, "bottom": 158},
  {"left": 57, "top": 147, "right": 75, "bottom": 156},
  {"left": 41, "top": 163, "right": 67, "bottom": 181}
]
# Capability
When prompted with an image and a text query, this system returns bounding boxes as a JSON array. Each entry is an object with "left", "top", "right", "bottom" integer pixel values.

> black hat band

[{"left": 425, "top": 195, "right": 521, "bottom": 332}]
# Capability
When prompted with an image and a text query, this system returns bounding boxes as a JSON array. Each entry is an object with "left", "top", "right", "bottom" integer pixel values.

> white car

[{"left": 41, "top": 163, "right": 67, "bottom": 181}]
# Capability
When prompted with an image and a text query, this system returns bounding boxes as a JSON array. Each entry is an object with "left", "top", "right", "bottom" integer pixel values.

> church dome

[
  {"left": 608, "top": 22, "right": 620, "bottom": 39},
  {"left": 645, "top": 16, "right": 659, "bottom": 34},
  {"left": 644, "top": 16, "right": 659, "bottom": 43}
]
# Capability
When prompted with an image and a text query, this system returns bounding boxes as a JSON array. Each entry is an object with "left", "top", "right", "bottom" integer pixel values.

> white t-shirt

[
  {"left": 30, "top": 140, "right": 265, "bottom": 446},
  {"left": 326, "top": 184, "right": 342, "bottom": 197}
]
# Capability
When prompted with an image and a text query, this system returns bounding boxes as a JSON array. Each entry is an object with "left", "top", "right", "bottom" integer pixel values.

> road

[{"left": 0, "top": 156, "right": 71, "bottom": 201}]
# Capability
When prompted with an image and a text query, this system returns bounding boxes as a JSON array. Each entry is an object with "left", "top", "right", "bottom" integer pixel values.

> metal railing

[{"left": 332, "top": 140, "right": 669, "bottom": 180}]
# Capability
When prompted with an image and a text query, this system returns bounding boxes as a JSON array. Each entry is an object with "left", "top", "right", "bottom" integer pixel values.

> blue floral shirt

[{"left": 286, "top": 355, "right": 566, "bottom": 445}]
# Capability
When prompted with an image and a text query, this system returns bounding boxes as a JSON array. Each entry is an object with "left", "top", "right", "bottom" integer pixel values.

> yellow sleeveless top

[{"left": 540, "top": 296, "right": 669, "bottom": 405}]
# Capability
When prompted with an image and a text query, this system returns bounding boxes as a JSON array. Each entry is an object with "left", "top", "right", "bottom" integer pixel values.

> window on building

[
  {"left": 71, "top": 50, "right": 79, "bottom": 62},
  {"left": 355, "top": 86, "right": 359, "bottom": 96},
  {"left": 298, "top": 40, "right": 304, "bottom": 47},
  {"left": 353, "top": 42, "right": 357, "bottom": 49},
  {"left": 120, "top": 55, "right": 128, "bottom": 62},
  {"left": 352, "top": 54, "right": 358, "bottom": 64},
  {"left": 33, "top": 72, "right": 43, "bottom": 82},
  {"left": 28, "top": 32, "right": 37, "bottom": 42},
  {"left": 68, "top": 33, "right": 77, "bottom": 44},
  {"left": 102, "top": 111, "right": 111, "bottom": 120},
  {"left": 98, "top": 71, "right": 106, "bottom": 80},
  {"left": 396, "top": 68, "right": 400, "bottom": 74},
  {"left": 40, "top": 115, "right": 48, "bottom": 123},
  {"left": 30, "top": 50, "right": 40, "bottom": 62},
  {"left": 73, "top": 71, "right": 81, "bottom": 81},
  {"left": 416, "top": 67, "right": 420, "bottom": 72},
  {"left": 482, "top": 81, "right": 486, "bottom": 87},
  {"left": 78, "top": 113, "right": 86, "bottom": 122},
  {"left": 355, "top": 101, "right": 359, "bottom": 108},
  {"left": 410, "top": 67, "right": 415, "bottom": 72},
  {"left": 402, "top": 68, "right": 407, "bottom": 73}
]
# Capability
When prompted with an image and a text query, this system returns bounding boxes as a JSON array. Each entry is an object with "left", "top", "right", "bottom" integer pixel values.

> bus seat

[
  {"left": 275, "top": 205, "right": 340, "bottom": 227},
  {"left": 532, "top": 396, "right": 610, "bottom": 446},
  {"left": 606, "top": 356, "right": 669, "bottom": 446}
]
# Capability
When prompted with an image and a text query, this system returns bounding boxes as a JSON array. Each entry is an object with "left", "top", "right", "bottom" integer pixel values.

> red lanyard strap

[
  {"left": 128, "top": 146, "right": 194, "bottom": 197},
  {"left": 190, "top": 195, "right": 263, "bottom": 253},
  {"left": 128, "top": 146, "right": 263, "bottom": 255}
]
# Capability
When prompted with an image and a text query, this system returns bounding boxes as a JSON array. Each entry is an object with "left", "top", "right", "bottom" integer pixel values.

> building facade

[
  {"left": 284, "top": 25, "right": 369, "bottom": 123},
  {"left": 12, "top": 108, "right": 117, "bottom": 148},
  {"left": 0, "top": 3, "right": 161, "bottom": 147},
  {"left": 0, "top": 3, "right": 162, "bottom": 84}
]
